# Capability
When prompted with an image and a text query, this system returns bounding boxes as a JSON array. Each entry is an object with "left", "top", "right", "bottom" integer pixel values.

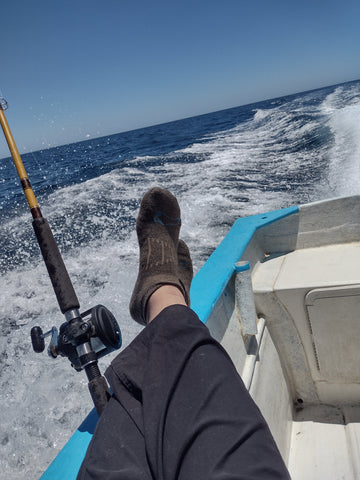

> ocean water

[{"left": 1, "top": 79, "right": 360, "bottom": 479}]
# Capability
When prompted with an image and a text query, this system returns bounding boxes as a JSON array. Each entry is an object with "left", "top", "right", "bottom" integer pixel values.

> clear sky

[{"left": 0, "top": 0, "right": 359, "bottom": 158}]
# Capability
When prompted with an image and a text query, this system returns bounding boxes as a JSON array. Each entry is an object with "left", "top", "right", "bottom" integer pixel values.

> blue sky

[{"left": 0, "top": 0, "right": 359, "bottom": 158}]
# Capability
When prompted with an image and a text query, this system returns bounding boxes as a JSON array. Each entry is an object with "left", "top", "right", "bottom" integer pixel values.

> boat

[{"left": 40, "top": 194, "right": 360, "bottom": 479}]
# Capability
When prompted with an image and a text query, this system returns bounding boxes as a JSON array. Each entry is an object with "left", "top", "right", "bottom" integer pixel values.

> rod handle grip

[
  {"left": 88, "top": 375, "right": 111, "bottom": 416},
  {"left": 32, "top": 217, "right": 80, "bottom": 314}
]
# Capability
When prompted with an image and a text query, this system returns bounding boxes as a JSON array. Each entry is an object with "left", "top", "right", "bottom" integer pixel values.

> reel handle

[
  {"left": 30, "top": 326, "right": 45, "bottom": 353},
  {"left": 31, "top": 326, "right": 59, "bottom": 356}
]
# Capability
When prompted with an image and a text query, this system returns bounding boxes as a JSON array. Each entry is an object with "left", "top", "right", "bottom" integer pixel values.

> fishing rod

[{"left": 0, "top": 96, "right": 121, "bottom": 416}]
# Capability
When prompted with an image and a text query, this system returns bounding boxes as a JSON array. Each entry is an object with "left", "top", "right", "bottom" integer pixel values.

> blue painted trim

[
  {"left": 39, "top": 409, "right": 98, "bottom": 480},
  {"left": 38, "top": 204, "right": 298, "bottom": 479},
  {"left": 234, "top": 261, "right": 250, "bottom": 273},
  {"left": 190, "top": 205, "right": 298, "bottom": 324}
]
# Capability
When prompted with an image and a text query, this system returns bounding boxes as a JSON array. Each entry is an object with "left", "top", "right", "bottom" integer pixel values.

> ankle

[{"left": 146, "top": 285, "right": 187, "bottom": 323}]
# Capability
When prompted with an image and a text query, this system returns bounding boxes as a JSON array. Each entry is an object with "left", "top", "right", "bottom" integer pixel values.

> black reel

[
  {"left": 31, "top": 305, "right": 122, "bottom": 415},
  {"left": 30, "top": 304, "right": 122, "bottom": 370}
]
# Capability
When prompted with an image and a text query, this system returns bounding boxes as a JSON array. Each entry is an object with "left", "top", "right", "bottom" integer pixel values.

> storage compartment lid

[{"left": 305, "top": 285, "right": 360, "bottom": 383}]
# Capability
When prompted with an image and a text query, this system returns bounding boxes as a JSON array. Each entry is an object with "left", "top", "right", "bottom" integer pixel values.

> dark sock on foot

[{"left": 130, "top": 187, "right": 188, "bottom": 325}]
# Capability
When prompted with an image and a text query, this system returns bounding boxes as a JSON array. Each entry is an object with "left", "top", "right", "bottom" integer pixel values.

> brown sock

[
  {"left": 130, "top": 187, "right": 188, "bottom": 325},
  {"left": 177, "top": 239, "right": 193, "bottom": 307}
]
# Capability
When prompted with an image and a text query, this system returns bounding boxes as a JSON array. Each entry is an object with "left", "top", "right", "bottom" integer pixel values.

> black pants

[{"left": 78, "top": 305, "right": 290, "bottom": 479}]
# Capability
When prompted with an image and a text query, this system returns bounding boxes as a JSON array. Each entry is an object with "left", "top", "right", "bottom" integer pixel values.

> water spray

[{"left": 0, "top": 96, "right": 121, "bottom": 416}]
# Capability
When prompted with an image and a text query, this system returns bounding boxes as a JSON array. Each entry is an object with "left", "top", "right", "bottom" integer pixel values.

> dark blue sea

[{"left": 1, "top": 79, "right": 360, "bottom": 478}]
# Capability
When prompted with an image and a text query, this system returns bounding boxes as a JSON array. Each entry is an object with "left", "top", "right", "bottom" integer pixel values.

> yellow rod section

[{"left": 0, "top": 105, "right": 42, "bottom": 218}]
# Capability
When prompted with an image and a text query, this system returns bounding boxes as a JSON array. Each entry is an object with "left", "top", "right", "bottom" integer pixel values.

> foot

[{"left": 129, "top": 188, "right": 192, "bottom": 325}]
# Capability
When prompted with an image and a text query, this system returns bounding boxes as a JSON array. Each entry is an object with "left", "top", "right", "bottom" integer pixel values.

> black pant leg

[
  {"left": 77, "top": 394, "right": 153, "bottom": 480},
  {"left": 79, "top": 305, "right": 290, "bottom": 480}
]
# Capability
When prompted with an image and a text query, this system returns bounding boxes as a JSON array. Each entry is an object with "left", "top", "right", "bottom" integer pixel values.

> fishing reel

[{"left": 31, "top": 305, "right": 122, "bottom": 371}]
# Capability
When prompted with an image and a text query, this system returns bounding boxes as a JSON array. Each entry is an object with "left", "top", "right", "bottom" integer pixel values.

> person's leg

[
  {"left": 78, "top": 188, "right": 193, "bottom": 479},
  {"left": 125, "top": 187, "right": 289, "bottom": 478},
  {"left": 105, "top": 304, "right": 290, "bottom": 480},
  {"left": 79, "top": 187, "right": 290, "bottom": 479}
]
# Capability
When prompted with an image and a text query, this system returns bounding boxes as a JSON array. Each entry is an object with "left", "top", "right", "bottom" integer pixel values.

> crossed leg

[{"left": 77, "top": 188, "right": 290, "bottom": 480}]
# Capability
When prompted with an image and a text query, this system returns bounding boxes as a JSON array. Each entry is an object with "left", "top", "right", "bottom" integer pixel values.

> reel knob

[{"left": 31, "top": 326, "right": 45, "bottom": 353}]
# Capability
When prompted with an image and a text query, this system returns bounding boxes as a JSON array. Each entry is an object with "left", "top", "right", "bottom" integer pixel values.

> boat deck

[{"left": 288, "top": 404, "right": 360, "bottom": 479}]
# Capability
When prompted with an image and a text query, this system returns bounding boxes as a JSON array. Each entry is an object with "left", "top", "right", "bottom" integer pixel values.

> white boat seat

[{"left": 252, "top": 242, "right": 360, "bottom": 404}]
